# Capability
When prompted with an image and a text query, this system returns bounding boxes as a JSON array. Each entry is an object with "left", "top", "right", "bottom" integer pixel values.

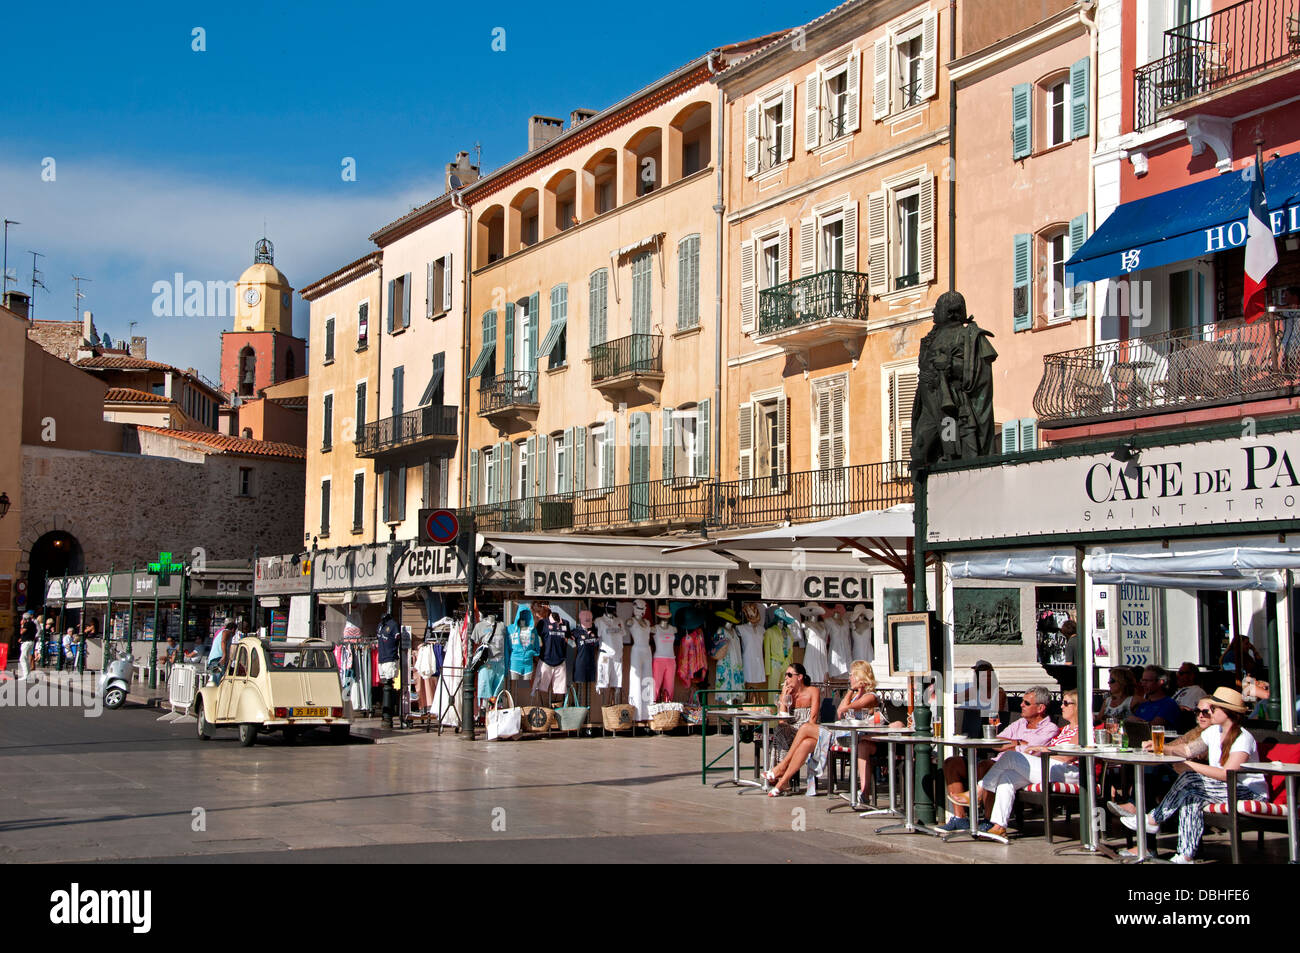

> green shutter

[
  {"left": 469, "top": 310, "right": 496, "bottom": 378},
  {"left": 603, "top": 423, "right": 615, "bottom": 488},
  {"left": 589, "top": 269, "right": 607, "bottom": 347},
  {"left": 696, "top": 398, "right": 710, "bottom": 478},
  {"left": 401, "top": 273, "right": 411, "bottom": 328},
  {"left": 386, "top": 279, "right": 395, "bottom": 332},
  {"left": 677, "top": 235, "right": 699, "bottom": 331},
  {"left": 1013, "top": 233, "right": 1033, "bottom": 331},
  {"left": 1012, "top": 83, "right": 1032, "bottom": 160},
  {"left": 662, "top": 407, "right": 674, "bottom": 482},
  {"left": 500, "top": 441, "right": 512, "bottom": 502},
  {"left": 537, "top": 433, "right": 549, "bottom": 496},
  {"left": 526, "top": 291, "right": 539, "bottom": 371},
  {"left": 525, "top": 436, "right": 536, "bottom": 497},
  {"left": 1001, "top": 422, "right": 1019, "bottom": 454},
  {"left": 468, "top": 450, "right": 479, "bottom": 507},
  {"left": 1070, "top": 58, "right": 1090, "bottom": 140},
  {"left": 630, "top": 413, "right": 649, "bottom": 485},
  {"left": 573, "top": 425, "right": 586, "bottom": 491},
  {"left": 503, "top": 302, "right": 515, "bottom": 375},
  {"left": 632, "top": 254, "right": 651, "bottom": 335},
  {"left": 1069, "top": 213, "right": 1089, "bottom": 317},
  {"left": 381, "top": 469, "right": 391, "bottom": 522}
]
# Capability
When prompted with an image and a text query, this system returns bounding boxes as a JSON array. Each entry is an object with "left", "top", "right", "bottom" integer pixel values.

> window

[
  {"left": 517, "top": 440, "right": 530, "bottom": 499},
  {"left": 812, "top": 375, "right": 848, "bottom": 473},
  {"left": 357, "top": 300, "right": 369, "bottom": 348},
  {"left": 882, "top": 364, "right": 918, "bottom": 480},
  {"left": 553, "top": 431, "right": 568, "bottom": 494},
  {"left": 677, "top": 234, "right": 700, "bottom": 330},
  {"left": 872, "top": 14, "right": 937, "bottom": 120},
  {"left": 897, "top": 34, "right": 924, "bottom": 110},
  {"left": 825, "top": 69, "right": 849, "bottom": 140},
  {"left": 382, "top": 466, "right": 407, "bottom": 522},
  {"left": 597, "top": 181, "right": 614, "bottom": 214},
  {"left": 745, "top": 83, "right": 794, "bottom": 176},
  {"left": 352, "top": 472, "right": 364, "bottom": 532},
  {"left": 895, "top": 188, "right": 921, "bottom": 290},
  {"left": 741, "top": 223, "right": 789, "bottom": 332},
  {"left": 523, "top": 211, "right": 539, "bottom": 246},
  {"left": 761, "top": 238, "right": 782, "bottom": 290},
  {"left": 763, "top": 98, "right": 785, "bottom": 169},
  {"left": 866, "top": 172, "right": 934, "bottom": 295},
  {"left": 483, "top": 447, "right": 498, "bottom": 505},
  {"left": 238, "top": 346, "right": 256, "bottom": 396},
  {"left": 324, "top": 316, "right": 335, "bottom": 363},
  {"left": 238, "top": 467, "right": 253, "bottom": 497},
  {"left": 589, "top": 423, "right": 615, "bottom": 490},
  {"left": 387, "top": 273, "right": 411, "bottom": 332},
  {"left": 541, "top": 284, "right": 568, "bottom": 369},
  {"left": 418, "top": 354, "right": 445, "bottom": 407},
  {"left": 1047, "top": 79, "right": 1069, "bottom": 148},
  {"left": 503, "top": 294, "right": 539, "bottom": 377},
  {"left": 1001, "top": 418, "right": 1038, "bottom": 454},
  {"left": 821, "top": 217, "right": 844, "bottom": 271},
  {"left": 320, "top": 478, "right": 331, "bottom": 537},
  {"left": 557, "top": 199, "right": 575, "bottom": 232},
  {"left": 427, "top": 255, "right": 451, "bottom": 318},
  {"left": 1045, "top": 229, "right": 1070, "bottom": 321},
  {"left": 662, "top": 400, "right": 711, "bottom": 481},
  {"left": 631, "top": 253, "right": 652, "bottom": 336},
  {"left": 322, "top": 393, "right": 333, "bottom": 451},
  {"left": 354, "top": 381, "right": 367, "bottom": 439}
]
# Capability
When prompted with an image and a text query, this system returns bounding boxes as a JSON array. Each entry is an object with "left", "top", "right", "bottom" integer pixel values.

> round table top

[
  {"left": 823, "top": 721, "right": 912, "bottom": 733},
  {"left": 739, "top": 712, "right": 795, "bottom": 722},
  {"left": 707, "top": 708, "right": 769, "bottom": 719},
  {"left": 1242, "top": 760, "right": 1300, "bottom": 775},
  {"left": 936, "top": 735, "right": 1014, "bottom": 748},
  {"left": 1087, "top": 748, "right": 1186, "bottom": 765}
]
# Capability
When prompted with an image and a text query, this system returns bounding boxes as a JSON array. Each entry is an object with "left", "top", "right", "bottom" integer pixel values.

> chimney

[
  {"left": 528, "top": 115, "right": 565, "bottom": 152},
  {"left": 2, "top": 290, "right": 30, "bottom": 320},
  {"left": 130, "top": 335, "right": 147, "bottom": 359},
  {"left": 445, "top": 151, "right": 481, "bottom": 192},
  {"left": 82, "top": 310, "right": 95, "bottom": 344},
  {"left": 569, "top": 108, "right": 598, "bottom": 128}
]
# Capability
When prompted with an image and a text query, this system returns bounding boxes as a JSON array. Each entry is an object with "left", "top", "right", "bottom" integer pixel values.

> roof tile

[{"left": 136, "top": 426, "right": 306, "bottom": 460}]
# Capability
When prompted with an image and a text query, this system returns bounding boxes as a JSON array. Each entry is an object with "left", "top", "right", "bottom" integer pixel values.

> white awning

[
  {"left": 616, "top": 233, "right": 664, "bottom": 258},
  {"left": 948, "top": 550, "right": 1078, "bottom": 584},
  {"left": 490, "top": 535, "right": 736, "bottom": 571},
  {"left": 738, "top": 550, "right": 872, "bottom": 572}
]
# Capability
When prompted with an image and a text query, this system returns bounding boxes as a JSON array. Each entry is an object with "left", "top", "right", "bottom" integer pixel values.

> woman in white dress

[
  {"left": 825, "top": 604, "right": 853, "bottom": 677},
  {"left": 626, "top": 599, "right": 654, "bottom": 721},
  {"left": 798, "top": 604, "right": 828, "bottom": 684}
]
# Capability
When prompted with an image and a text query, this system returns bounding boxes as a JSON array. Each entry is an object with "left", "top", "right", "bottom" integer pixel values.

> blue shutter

[
  {"left": 1068, "top": 213, "right": 1089, "bottom": 317},
  {"left": 386, "top": 279, "right": 395, "bottom": 332},
  {"left": 1020, "top": 419, "right": 1037, "bottom": 452},
  {"left": 392, "top": 365, "right": 404, "bottom": 417},
  {"left": 696, "top": 398, "right": 710, "bottom": 478},
  {"left": 1013, "top": 233, "right": 1033, "bottom": 332},
  {"left": 503, "top": 302, "right": 515, "bottom": 375},
  {"left": 468, "top": 449, "right": 479, "bottom": 507},
  {"left": 1070, "top": 58, "right": 1090, "bottom": 141},
  {"left": 526, "top": 291, "right": 539, "bottom": 372},
  {"left": 1001, "top": 422, "right": 1019, "bottom": 454},
  {"left": 589, "top": 270, "right": 607, "bottom": 347},
  {"left": 1012, "top": 83, "right": 1032, "bottom": 160},
  {"left": 402, "top": 273, "right": 411, "bottom": 328}
]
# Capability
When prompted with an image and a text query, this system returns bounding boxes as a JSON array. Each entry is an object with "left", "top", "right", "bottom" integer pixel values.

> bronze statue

[{"left": 911, "top": 291, "right": 997, "bottom": 467}]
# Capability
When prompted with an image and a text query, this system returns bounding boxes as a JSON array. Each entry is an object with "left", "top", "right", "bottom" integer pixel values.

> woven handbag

[
  {"left": 521, "top": 704, "right": 558, "bottom": 733},
  {"left": 554, "top": 686, "right": 589, "bottom": 731},
  {"left": 650, "top": 709, "right": 683, "bottom": 731},
  {"left": 601, "top": 704, "right": 636, "bottom": 730}
]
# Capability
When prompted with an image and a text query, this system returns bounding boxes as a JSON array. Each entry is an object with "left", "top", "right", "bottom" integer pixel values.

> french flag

[{"left": 1242, "top": 159, "right": 1277, "bottom": 323}]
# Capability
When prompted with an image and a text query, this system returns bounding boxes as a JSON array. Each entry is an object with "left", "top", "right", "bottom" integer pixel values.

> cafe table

[
  {"left": 875, "top": 733, "right": 945, "bottom": 839},
  {"left": 735, "top": 712, "right": 794, "bottom": 793},
  {"left": 1035, "top": 744, "right": 1120, "bottom": 859},
  {"left": 707, "top": 708, "right": 765, "bottom": 791},
  {"left": 1238, "top": 761, "right": 1300, "bottom": 864},
  {"left": 1092, "top": 748, "right": 1185, "bottom": 862},
  {"left": 818, "top": 722, "right": 914, "bottom": 814},
  {"left": 935, "top": 735, "right": 1016, "bottom": 845}
]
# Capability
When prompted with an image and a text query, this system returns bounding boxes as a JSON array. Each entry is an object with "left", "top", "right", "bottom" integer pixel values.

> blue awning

[{"left": 1066, "top": 152, "right": 1300, "bottom": 284}]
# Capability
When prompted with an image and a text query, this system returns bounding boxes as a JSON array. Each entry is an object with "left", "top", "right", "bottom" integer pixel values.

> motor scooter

[{"left": 99, "top": 653, "right": 134, "bottom": 710}]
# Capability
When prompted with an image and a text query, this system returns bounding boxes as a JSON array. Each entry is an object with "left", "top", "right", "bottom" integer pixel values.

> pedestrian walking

[{"left": 18, "top": 612, "right": 37, "bottom": 680}]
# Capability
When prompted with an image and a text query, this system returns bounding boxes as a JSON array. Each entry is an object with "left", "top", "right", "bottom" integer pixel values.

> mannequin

[
  {"left": 507, "top": 605, "right": 539, "bottom": 681},
  {"left": 651, "top": 603, "right": 677, "bottom": 702},
  {"left": 572, "top": 608, "right": 600, "bottom": 707},
  {"left": 825, "top": 603, "right": 852, "bottom": 677},
  {"left": 596, "top": 601, "right": 627, "bottom": 700},
  {"left": 532, "top": 600, "right": 569, "bottom": 703},
  {"left": 797, "top": 604, "right": 829, "bottom": 684},
  {"left": 764, "top": 607, "right": 793, "bottom": 691},
  {"left": 712, "top": 608, "right": 746, "bottom": 705},
  {"left": 850, "top": 604, "right": 874, "bottom": 664},
  {"left": 737, "top": 602, "right": 767, "bottom": 702},
  {"left": 474, "top": 611, "right": 508, "bottom": 716},
  {"left": 377, "top": 611, "right": 400, "bottom": 728},
  {"left": 626, "top": 599, "right": 653, "bottom": 720}
]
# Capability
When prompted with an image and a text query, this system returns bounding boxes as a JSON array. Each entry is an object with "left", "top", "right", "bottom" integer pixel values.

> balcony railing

[
  {"left": 479, "top": 371, "right": 538, "bottom": 416},
  {"left": 590, "top": 333, "right": 663, "bottom": 384},
  {"left": 759, "top": 270, "right": 870, "bottom": 335},
  {"left": 462, "top": 461, "right": 913, "bottom": 535},
  {"left": 1135, "top": 0, "right": 1300, "bottom": 129},
  {"left": 1033, "top": 312, "right": 1300, "bottom": 425},
  {"left": 356, "top": 405, "right": 458, "bottom": 456}
]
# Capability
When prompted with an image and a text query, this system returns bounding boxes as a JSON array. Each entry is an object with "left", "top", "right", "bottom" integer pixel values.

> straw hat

[
  {"left": 798, "top": 604, "right": 825, "bottom": 621},
  {"left": 633, "top": 598, "right": 647, "bottom": 615},
  {"left": 655, "top": 603, "right": 672, "bottom": 620},
  {"left": 850, "top": 605, "right": 871, "bottom": 623},
  {"left": 715, "top": 607, "right": 741, "bottom": 625},
  {"left": 1205, "top": 686, "right": 1248, "bottom": 713}
]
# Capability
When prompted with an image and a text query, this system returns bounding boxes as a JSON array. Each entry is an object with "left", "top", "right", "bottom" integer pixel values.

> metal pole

[
  {"left": 1277, "top": 569, "right": 1294, "bottom": 730},
  {"left": 1075, "top": 545, "right": 1095, "bottom": 850},
  {"left": 149, "top": 576, "right": 161, "bottom": 690},
  {"left": 460, "top": 513, "right": 478, "bottom": 741},
  {"left": 912, "top": 469, "right": 928, "bottom": 612},
  {"left": 56, "top": 570, "right": 67, "bottom": 670},
  {"left": 126, "top": 563, "right": 136, "bottom": 659},
  {"left": 78, "top": 564, "right": 89, "bottom": 674},
  {"left": 176, "top": 558, "right": 187, "bottom": 693},
  {"left": 308, "top": 540, "right": 318, "bottom": 641},
  {"left": 250, "top": 546, "right": 258, "bottom": 636}
]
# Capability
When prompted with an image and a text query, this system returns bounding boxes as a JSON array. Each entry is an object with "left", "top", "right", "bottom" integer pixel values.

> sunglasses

[
  {"left": 1195, "top": 708, "right": 1213, "bottom": 716},
  {"left": 1062, "top": 699, "right": 1077, "bottom": 706}
]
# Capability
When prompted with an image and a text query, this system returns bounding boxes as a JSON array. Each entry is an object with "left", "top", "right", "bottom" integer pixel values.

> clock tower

[{"left": 234, "top": 237, "right": 294, "bottom": 334}]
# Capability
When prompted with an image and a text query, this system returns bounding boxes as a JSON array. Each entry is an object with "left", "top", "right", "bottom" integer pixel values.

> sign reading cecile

[
  {"left": 928, "top": 430, "right": 1300, "bottom": 543},
  {"left": 525, "top": 565, "right": 727, "bottom": 600}
]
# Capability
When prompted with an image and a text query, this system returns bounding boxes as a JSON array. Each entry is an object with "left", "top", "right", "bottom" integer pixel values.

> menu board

[{"left": 888, "top": 612, "right": 935, "bottom": 676}]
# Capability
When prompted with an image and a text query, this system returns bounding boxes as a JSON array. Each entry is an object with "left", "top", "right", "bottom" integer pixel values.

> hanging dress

[
  {"left": 851, "top": 618, "right": 874, "bottom": 664},
  {"left": 801, "top": 621, "right": 829, "bottom": 684},
  {"left": 627, "top": 618, "right": 653, "bottom": 721},
  {"left": 825, "top": 616, "right": 852, "bottom": 677},
  {"left": 712, "top": 625, "right": 745, "bottom": 705},
  {"left": 675, "top": 628, "right": 707, "bottom": 688},
  {"left": 738, "top": 622, "right": 766, "bottom": 684},
  {"left": 765, "top": 624, "right": 793, "bottom": 691}
]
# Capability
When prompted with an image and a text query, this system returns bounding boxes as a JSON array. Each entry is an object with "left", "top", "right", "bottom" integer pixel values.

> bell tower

[{"left": 234, "top": 237, "right": 294, "bottom": 334}]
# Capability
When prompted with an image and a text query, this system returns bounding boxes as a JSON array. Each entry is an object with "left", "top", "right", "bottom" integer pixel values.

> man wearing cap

[
  {"left": 208, "top": 618, "right": 235, "bottom": 686},
  {"left": 18, "top": 611, "right": 37, "bottom": 680}
]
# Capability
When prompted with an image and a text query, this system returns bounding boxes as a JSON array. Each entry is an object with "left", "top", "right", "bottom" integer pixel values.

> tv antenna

[
  {"left": 2, "top": 219, "right": 18, "bottom": 295},
  {"left": 72, "top": 274, "right": 91, "bottom": 318},
  {"left": 28, "top": 251, "right": 46, "bottom": 320}
]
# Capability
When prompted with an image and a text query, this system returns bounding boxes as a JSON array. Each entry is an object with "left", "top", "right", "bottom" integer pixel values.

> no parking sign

[{"left": 419, "top": 508, "right": 459, "bottom": 545}]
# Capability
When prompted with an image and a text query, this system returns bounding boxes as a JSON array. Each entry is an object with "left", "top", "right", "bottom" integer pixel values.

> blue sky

[{"left": 1, "top": 0, "right": 827, "bottom": 382}]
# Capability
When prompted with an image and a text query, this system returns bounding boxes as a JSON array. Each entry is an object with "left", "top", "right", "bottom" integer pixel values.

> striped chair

[{"left": 1203, "top": 732, "right": 1299, "bottom": 864}]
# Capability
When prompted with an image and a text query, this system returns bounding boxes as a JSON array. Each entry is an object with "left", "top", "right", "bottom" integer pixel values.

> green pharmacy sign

[{"left": 147, "top": 551, "right": 184, "bottom": 585}]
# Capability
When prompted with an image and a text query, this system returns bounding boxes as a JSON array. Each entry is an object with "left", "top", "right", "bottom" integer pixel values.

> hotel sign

[
  {"left": 928, "top": 430, "right": 1300, "bottom": 543},
  {"left": 255, "top": 554, "right": 311, "bottom": 595}
]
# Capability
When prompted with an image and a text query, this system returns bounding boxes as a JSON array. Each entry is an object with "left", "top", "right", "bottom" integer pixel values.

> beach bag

[
  {"left": 554, "top": 686, "right": 589, "bottom": 731},
  {"left": 486, "top": 690, "right": 521, "bottom": 741},
  {"left": 521, "top": 703, "right": 558, "bottom": 733},
  {"left": 602, "top": 704, "right": 636, "bottom": 730}
]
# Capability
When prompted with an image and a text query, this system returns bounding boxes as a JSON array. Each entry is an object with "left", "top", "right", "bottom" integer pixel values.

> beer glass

[{"left": 1151, "top": 725, "right": 1165, "bottom": 755}]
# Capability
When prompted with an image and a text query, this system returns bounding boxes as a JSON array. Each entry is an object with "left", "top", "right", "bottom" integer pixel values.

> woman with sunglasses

[
  {"left": 1113, "top": 687, "right": 1267, "bottom": 863},
  {"left": 764, "top": 663, "right": 820, "bottom": 796}
]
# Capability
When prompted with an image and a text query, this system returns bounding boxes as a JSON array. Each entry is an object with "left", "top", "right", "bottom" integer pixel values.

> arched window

[{"left": 238, "top": 346, "right": 256, "bottom": 396}]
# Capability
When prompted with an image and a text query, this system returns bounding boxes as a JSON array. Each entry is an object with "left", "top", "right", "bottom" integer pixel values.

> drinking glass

[{"left": 1151, "top": 726, "right": 1165, "bottom": 755}]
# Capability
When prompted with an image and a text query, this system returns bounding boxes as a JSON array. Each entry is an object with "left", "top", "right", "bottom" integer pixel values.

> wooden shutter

[
  {"left": 1013, "top": 233, "right": 1033, "bottom": 331},
  {"left": 537, "top": 433, "right": 549, "bottom": 496},
  {"left": 321, "top": 479, "right": 331, "bottom": 536},
  {"left": 1070, "top": 57, "right": 1090, "bottom": 140},
  {"left": 422, "top": 460, "right": 431, "bottom": 509},
  {"left": 381, "top": 470, "right": 390, "bottom": 522},
  {"left": 392, "top": 365, "right": 404, "bottom": 417},
  {"left": 696, "top": 398, "right": 710, "bottom": 479},
  {"left": 740, "top": 239, "right": 757, "bottom": 332},
  {"left": 1069, "top": 213, "right": 1089, "bottom": 317},
  {"left": 919, "top": 11, "right": 939, "bottom": 100},
  {"left": 799, "top": 217, "right": 816, "bottom": 276},
  {"left": 353, "top": 472, "right": 364, "bottom": 529},
  {"left": 397, "top": 465, "right": 407, "bottom": 520},
  {"left": 662, "top": 407, "right": 674, "bottom": 482},
  {"left": 426, "top": 261, "right": 434, "bottom": 318},
  {"left": 386, "top": 278, "right": 395, "bottom": 332},
  {"left": 589, "top": 269, "right": 607, "bottom": 346},
  {"left": 815, "top": 385, "right": 831, "bottom": 471},
  {"left": 574, "top": 425, "right": 586, "bottom": 491},
  {"left": 745, "top": 103, "right": 760, "bottom": 176},
  {"left": 776, "top": 396, "right": 788, "bottom": 479},
  {"left": 322, "top": 394, "right": 332, "bottom": 449},
  {"left": 738, "top": 402, "right": 754, "bottom": 496},
  {"left": 1002, "top": 421, "right": 1020, "bottom": 454},
  {"left": 780, "top": 84, "right": 795, "bottom": 162},
  {"left": 526, "top": 291, "right": 539, "bottom": 371},
  {"left": 845, "top": 48, "right": 861, "bottom": 132},
  {"left": 503, "top": 301, "right": 516, "bottom": 374},
  {"left": 677, "top": 236, "right": 699, "bottom": 330},
  {"left": 866, "top": 191, "right": 888, "bottom": 293},
  {"left": 525, "top": 436, "right": 536, "bottom": 497},
  {"left": 500, "top": 441, "right": 513, "bottom": 502},
  {"left": 917, "top": 177, "right": 934, "bottom": 284},
  {"left": 402, "top": 273, "right": 411, "bottom": 328},
  {"left": 1020, "top": 419, "right": 1037, "bottom": 452},
  {"left": 443, "top": 253, "right": 453, "bottom": 312},
  {"left": 1012, "top": 83, "right": 1032, "bottom": 160},
  {"left": 777, "top": 224, "right": 790, "bottom": 286},
  {"left": 843, "top": 201, "right": 860, "bottom": 274},
  {"left": 603, "top": 423, "right": 616, "bottom": 488},
  {"left": 891, "top": 369, "right": 918, "bottom": 463},
  {"left": 873, "top": 37, "right": 890, "bottom": 120},
  {"left": 804, "top": 72, "right": 820, "bottom": 150},
  {"left": 562, "top": 427, "right": 575, "bottom": 493},
  {"left": 829, "top": 380, "right": 846, "bottom": 469},
  {"left": 355, "top": 381, "right": 366, "bottom": 430},
  {"left": 468, "top": 449, "right": 479, "bottom": 506},
  {"left": 631, "top": 255, "right": 651, "bottom": 336}
]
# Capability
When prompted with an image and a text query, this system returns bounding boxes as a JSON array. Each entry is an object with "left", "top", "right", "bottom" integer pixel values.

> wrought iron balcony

[
  {"left": 479, "top": 370, "right": 538, "bottom": 417},
  {"left": 757, "top": 270, "right": 869, "bottom": 347},
  {"left": 461, "top": 461, "right": 913, "bottom": 535},
  {"left": 1135, "top": 0, "right": 1300, "bottom": 130},
  {"left": 589, "top": 333, "right": 663, "bottom": 393},
  {"left": 356, "top": 405, "right": 458, "bottom": 457},
  {"left": 1033, "top": 312, "right": 1300, "bottom": 426}
]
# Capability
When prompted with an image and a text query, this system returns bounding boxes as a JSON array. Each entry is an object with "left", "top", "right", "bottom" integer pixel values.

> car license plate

[{"left": 291, "top": 707, "right": 329, "bottom": 717}]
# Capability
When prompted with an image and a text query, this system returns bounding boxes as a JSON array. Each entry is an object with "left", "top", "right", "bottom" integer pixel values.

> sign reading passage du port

[{"left": 419, "top": 508, "right": 459, "bottom": 545}]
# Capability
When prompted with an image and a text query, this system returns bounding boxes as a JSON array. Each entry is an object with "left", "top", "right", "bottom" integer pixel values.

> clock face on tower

[
  {"left": 281, "top": 292, "right": 291, "bottom": 308},
  {"left": 244, "top": 287, "right": 261, "bottom": 306}
]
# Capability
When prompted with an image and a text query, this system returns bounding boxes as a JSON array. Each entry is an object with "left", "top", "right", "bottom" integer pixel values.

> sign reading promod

[{"left": 525, "top": 565, "right": 727, "bottom": 600}]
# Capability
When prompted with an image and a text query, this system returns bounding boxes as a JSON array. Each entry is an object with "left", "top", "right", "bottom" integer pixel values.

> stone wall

[{"left": 19, "top": 445, "right": 305, "bottom": 573}]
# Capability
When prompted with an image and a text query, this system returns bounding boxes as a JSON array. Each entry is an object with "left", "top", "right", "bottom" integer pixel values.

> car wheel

[
  {"left": 330, "top": 725, "right": 351, "bottom": 744},
  {"left": 196, "top": 701, "right": 212, "bottom": 741},
  {"left": 282, "top": 727, "right": 299, "bottom": 745},
  {"left": 104, "top": 687, "right": 126, "bottom": 710},
  {"left": 238, "top": 723, "right": 258, "bottom": 747}
]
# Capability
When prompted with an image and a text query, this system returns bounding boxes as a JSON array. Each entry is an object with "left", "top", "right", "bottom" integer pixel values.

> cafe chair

[{"left": 1204, "top": 731, "right": 1300, "bottom": 864}]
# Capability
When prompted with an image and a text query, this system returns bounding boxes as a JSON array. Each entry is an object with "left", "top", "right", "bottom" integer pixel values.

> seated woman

[
  {"left": 975, "top": 689, "right": 1081, "bottom": 838},
  {"left": 1114, "top": 687, "right": 1267, "bottom": 863},
  {"left": 763, "top": 663, "right": 820, "bottom": 796},
  {"left": 1099, "top": 668, "right": 1136, "bottom": 726},
  {"left": 1107, "top": 706, "right": 1210, "bottom": 815},
  {"left": 804, "top": 660, "right": 901, "bottom": 797}
]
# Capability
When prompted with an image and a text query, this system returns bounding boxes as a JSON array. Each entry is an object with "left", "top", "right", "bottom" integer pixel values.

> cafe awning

[{"left": 1066, "top": 151, "right": 1300, "bottom": 285}]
